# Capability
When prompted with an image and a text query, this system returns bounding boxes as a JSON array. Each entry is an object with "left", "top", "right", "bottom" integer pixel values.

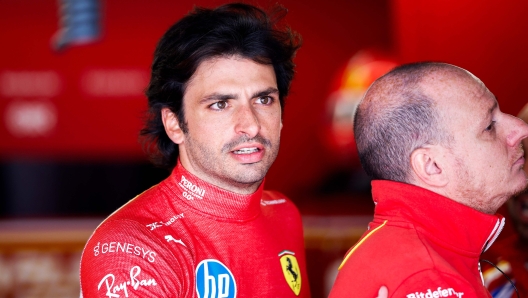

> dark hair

[
  {"left": 354, "top": 62, "right": 451, "bottom": 182},
  {"left": 140, "top": 3, "right": 301, "bottom": 169}
]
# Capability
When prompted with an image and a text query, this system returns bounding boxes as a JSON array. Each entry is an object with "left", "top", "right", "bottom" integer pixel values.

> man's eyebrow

[
  {"left": 199, "top": 87, "right": 279, "bottom": 103},
  {"left": 252, "top": 87, "right": 279, "bottom": 99},
  {"left": 200, "top": 93, "right": 238, "bottom": 103},
  {"left": 488, "top": 98, "right": 498, "bottom": 115}
]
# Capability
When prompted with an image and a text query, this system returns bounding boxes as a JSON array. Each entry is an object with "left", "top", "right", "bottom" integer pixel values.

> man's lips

[
  {"left": 515, "top": 156, "right": 526, "bottom": 168},
  {"left": 230, "top": 143, "right": 264, "bottom": 154},
  {"left": 232, "top": 147, "right": 260, "bottom": 154},
  {"left": 513, "top": 150, "right": 526, "bottom": 167},
  {"left": 222, "top": 135, "right": 271, "bottom": 164},
  {"left": 229, "top": 143, "right": 265, "bottom": 163}
]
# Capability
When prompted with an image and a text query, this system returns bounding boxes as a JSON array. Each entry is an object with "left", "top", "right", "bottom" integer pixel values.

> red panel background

[
  {"left": 3, "top": 0, "right": 527, "bottom": 198},
  {"left": 0, "top": 0, "right": 392, "bottom": 197},
  {"left": 393, "top": 0, "right": 528, "bottom": 115}
]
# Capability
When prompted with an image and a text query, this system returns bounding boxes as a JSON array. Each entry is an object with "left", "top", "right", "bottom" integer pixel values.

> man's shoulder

[
  {"left": 342, "top": 221, "right": 433, "bottom": 268},
  {"left": 84, "top": 218, "right": 165, "bottom": 258},
  {"left": 79, "top": 179, "right": 194, "bottom": 298},
  {"left": 331, "top": 221, "right": 435, "bottom": 293},
  {"left": 83, "top": 179, "right": 185, "bottom": 253},
  {"left": 331, "top": 219, "right": 490, "bottom": 297},
  {"left": 79, "top": 217, "right": 192, "bottom": 297}
]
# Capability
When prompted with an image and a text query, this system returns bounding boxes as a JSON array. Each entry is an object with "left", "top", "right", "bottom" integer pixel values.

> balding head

[
  {"left": 356, "top": 62, "right": 528, "bottom": 214},
  {"left": 354, "top": 62, "right": 456, "bottom": 183}
]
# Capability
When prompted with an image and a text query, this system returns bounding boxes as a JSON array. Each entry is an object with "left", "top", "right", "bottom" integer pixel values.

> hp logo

[{"left": 195, "top": 259, "right": 237, "bottom": 298}]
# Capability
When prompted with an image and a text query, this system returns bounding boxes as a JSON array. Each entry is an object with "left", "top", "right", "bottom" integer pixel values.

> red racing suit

[
  {"left": 329, "top": 180, "right": 504, "bottom": 298},
  {"left": 80, "top": 161, "right": 310, "bottom": 297},
  {"left": 482, "top": 233, "right": 528, "bottom": 297}
]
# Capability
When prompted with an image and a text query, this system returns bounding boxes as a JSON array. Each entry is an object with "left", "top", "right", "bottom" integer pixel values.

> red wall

[
  {"left": 2, "top": 0, "right": 527, "bottom": 200},
  {"left": 393, "top": 0, "right": 528, "bottom": 116},
  {"left": 0, "top": 0, "right": 392, "bottom": 198}
]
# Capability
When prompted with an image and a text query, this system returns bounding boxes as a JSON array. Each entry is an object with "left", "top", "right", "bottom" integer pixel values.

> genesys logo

[
  {"left": 97, "top": 266, "right": 157, "bottom": 297},
  {"left": 407, "top": 287, "right": 465, "bottom": 298},
  {"left": 179, "top": 175, "right": 206, "bottom": 200},
  {"left": 93, "top": 242, "right": 156, "bottom": 263},
  {"left": 195, "top": 259, "right": 236, "bottom": 298}
]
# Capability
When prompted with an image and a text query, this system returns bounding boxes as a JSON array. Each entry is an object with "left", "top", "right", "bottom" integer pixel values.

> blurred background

[{"left": 1, "top": 0, "right": 527, "bottom": 297}]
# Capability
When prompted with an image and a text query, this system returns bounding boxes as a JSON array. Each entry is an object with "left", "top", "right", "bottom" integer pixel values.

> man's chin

[
  {"left": 506, "top": 173, "right": 528, "bottom": 198},
  {"left": 512, "top": 179, "right": 528, "bottom": 198},
  {"left": 232, "top": 172, "right": 267, "bottom": 185}
]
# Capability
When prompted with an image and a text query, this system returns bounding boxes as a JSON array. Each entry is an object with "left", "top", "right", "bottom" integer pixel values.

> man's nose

[
  {"left": 506, "top": 114, "right": 528, "bottom": 147},
  {"left": 234, "top": 105, "right": 260, "bottom": 138}
]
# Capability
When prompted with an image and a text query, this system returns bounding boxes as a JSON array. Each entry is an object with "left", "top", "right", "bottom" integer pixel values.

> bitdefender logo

[
  {"left": 195, "top": 259, "right": 236, "bottom": 298},
  {"left": 406, "top": 287, "right": 465, "bottom": 298}
]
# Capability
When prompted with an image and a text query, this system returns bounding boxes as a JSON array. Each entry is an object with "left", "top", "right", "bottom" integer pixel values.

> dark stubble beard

[{"left": 184, "top": 131, "right": 279, "bottom": 192}]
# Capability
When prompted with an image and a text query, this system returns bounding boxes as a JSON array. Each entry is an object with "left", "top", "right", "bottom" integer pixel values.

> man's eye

[
  {"left": 257, "top": 96, "right": 273, "bottom": 105},
  {"left": 485, "top": 121, "right": 496, "bottom": 131},
  {"left": 210, "top": 100, "right": 228, "bottom": 110}
]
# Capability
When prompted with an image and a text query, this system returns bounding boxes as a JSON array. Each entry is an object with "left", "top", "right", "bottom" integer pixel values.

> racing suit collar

[
  {"left": 164, "top": 160, "right": 264, "bottom": 222},
  {"left": 371, "top": 180, "right": 504, "bottom": 255}
]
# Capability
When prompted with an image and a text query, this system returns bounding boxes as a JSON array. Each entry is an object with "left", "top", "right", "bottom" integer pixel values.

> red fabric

[
  {"left": 80, "top": 161, "right": 309, "bottom": 297},
  {"left": 329, "top": 180, "right": 504, "bottom": 298},
  {"left": 482, "top": 233, "right": 528, "bottom": 297}
]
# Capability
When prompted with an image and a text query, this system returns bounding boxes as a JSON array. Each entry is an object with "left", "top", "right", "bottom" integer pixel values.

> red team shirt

[
  {"left": 80, "top": 161, "right": 310, "bottom": 297},
  {"left": 330, "top": 181, "right": 504, "bottom": 298}
]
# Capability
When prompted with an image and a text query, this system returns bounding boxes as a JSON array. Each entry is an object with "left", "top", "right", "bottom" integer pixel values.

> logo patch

[
  {"left": 406, "top": 287, "right": 465, "bottom": 298},
  {"left": 164, "top": 235, "right": 186, "bottom": 247},
  {"left": 196, "top": 259, "right": 236, "bottom": 298},
  {"left": 97, "top": 266, "right": 157, "bottom": 297},
  {"left": 179, "top": 175, "right": 206, "bottom": 200},
  {"left": 279, "top": 250, "right": 301, "bottom": 295}
]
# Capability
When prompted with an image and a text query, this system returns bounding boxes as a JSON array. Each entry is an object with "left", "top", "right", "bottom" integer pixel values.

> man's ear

[
  {"left": 410, "top": 146, "right": 448, "bottom": 187},
  {"left": 161, "top": 107, "right": 185, "bottom": 144}
]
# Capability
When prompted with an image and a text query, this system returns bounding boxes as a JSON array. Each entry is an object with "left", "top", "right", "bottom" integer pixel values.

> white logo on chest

[
  {"left": 179, "top": 175, "right": 206, "bottom": 200},
  {"left": 97, "top": 266, "right": 157, "bottom": 297}
]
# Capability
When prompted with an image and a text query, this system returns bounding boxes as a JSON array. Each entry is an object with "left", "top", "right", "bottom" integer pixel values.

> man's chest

[{"left": 144, "top": 211, "right": 305, "bottom": 297}]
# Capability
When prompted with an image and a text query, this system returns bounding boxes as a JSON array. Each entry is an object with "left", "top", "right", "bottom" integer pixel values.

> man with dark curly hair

[{"left": 79, "top": 3, "right": 309, "bottom": 297}]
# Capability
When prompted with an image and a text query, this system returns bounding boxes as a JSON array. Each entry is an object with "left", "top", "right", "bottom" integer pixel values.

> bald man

[{"left": 329, "top": 62, "right": 528, "bottom": 298}]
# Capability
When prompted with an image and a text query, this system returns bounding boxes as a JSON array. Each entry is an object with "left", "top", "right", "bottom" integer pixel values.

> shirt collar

[
  {"left": 371, "top": 180, "right": 504, "bottom": 254},
  {"left": 162, "top": 160, "right": 264, "bottom": 221}
]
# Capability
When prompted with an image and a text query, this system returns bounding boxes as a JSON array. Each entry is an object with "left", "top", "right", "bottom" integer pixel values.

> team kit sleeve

[
  {"left": 80, "top": 219, "right": 194, "bottom": 297},
  {"left": 390, "top": 270, "right": 487, "bottom": 298}
]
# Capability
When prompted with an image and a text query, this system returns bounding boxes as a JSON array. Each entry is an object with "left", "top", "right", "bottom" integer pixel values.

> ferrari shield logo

[{"left": 279, "top": 250, "right": 301, "bottom": 295}]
